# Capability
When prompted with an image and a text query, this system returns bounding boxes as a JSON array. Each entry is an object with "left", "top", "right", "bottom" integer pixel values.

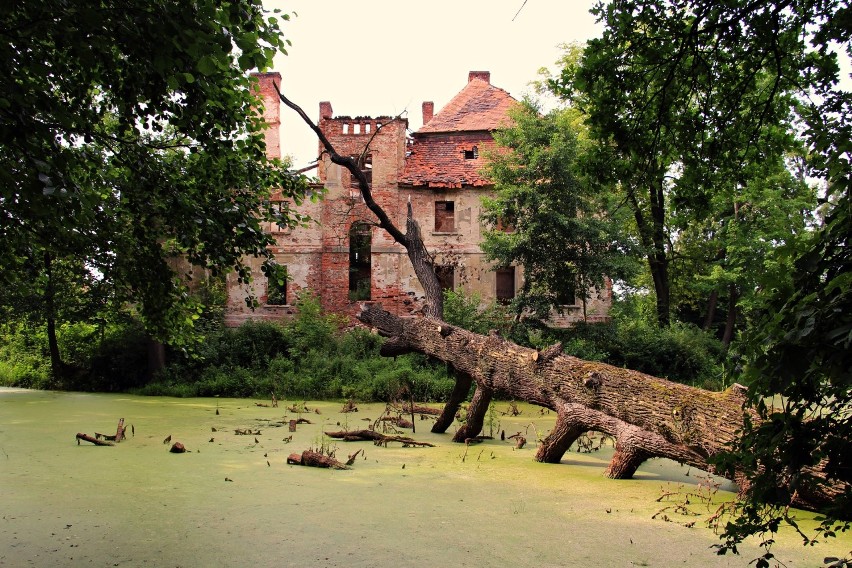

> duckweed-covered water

[{"left": 1, "top": 388, "right": 847, "bottom": 567}]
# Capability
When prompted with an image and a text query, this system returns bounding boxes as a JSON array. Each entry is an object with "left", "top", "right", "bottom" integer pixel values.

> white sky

[{"left": 264, "top": 1, "right": 603, "bottom": 168}]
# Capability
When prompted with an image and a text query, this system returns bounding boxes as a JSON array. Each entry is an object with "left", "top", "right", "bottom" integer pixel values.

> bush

[
  {"left": 553, "top": 319, "right": 725, "bottom": 389},
  {"left": 0, "top": 322, "right": 56, "bottom": 389},
  {"left": 136, "top": 292, "right": 454, "bottom": 401}
]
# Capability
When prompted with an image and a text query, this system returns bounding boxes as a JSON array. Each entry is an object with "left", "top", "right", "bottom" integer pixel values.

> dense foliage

[
  {"left": 481, "top": 99, "right": 638, "bottom": 320},
  {"left": 0, "top": 1, "right": 311, "bottom": 379},
  {"left": 557, "top": 0, "right": 851, "bottom": 558},
  {"left": 0, "top": 292, "right": 455, "bottom": 402}
]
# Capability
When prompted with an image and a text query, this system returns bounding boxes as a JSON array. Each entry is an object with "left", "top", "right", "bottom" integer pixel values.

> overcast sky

[{"left": 264, "top": 1, "right": 603, "bottom": 168}]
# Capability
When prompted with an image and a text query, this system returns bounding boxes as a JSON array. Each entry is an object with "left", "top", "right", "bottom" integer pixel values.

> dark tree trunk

[
  {"left": 702, "top": 289, "right": 719, "bottom": 331},
  {"left": 43, "top": 251, "right": 63, "bottom": 381},
  {"left": 722, "top": 285, "right": 738, "bottom": 348},
  {"left": 147, "top": 338, "right": 166, "bottom": 379},
  {"left": 432, "top": 370, "right": 472, "bottom": 433},
  {"left": 452, "top": 385, "right": 493, "bottom": 442},
  {"left": 627, "top": 178, "right": 670, "bottom": 327},
  {"left": 649, "top": 179, "right": 670, "bottom": 327}
]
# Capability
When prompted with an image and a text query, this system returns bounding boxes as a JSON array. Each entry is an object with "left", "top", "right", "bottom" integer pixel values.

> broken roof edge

[{"left": 323, "top": 115, "right": 401, "bottom": 120}]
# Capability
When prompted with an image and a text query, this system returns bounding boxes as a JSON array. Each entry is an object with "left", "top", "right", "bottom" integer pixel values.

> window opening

[
  {"left": 267, "top": 265, "right": 288, "bottom": 305},
  {"left": 556, "top": 286, "right": 576, "bottom": 306},
  {"left": 349, "top": 153, "right": 372, "bottom": 190},
  {"left": 463, "top": 146, "right": 478, "bottom": 160},
  {"left": 496, "top": 266, "right": 515, "bottom": 304},
  {"left": 354, "top": 123, "right": 361, "bottom": 134},
  {"left": 434, "top": 200, "right": 455, "bottom": 232},
  {"left": 342, "top": 123, "right": 349, "bottom": 135},
  {"left": 349, "top": 223, "right": 371, "bottom": 301}
]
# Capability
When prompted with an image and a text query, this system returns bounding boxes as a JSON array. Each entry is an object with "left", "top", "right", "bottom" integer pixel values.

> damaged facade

[{"left": 224, "top": 71, "right": 611, "bottom": 326}]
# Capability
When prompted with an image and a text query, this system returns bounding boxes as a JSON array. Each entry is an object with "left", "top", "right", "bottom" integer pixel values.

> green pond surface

[{"left": 1, "top": 387, "right": 848, "bottom": 567}]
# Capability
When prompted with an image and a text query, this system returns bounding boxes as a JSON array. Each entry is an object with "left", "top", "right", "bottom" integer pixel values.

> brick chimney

[
  {"left": 422, "top": 101, "right": 434, "bottom": 125},
  {"left": 468, "top": 71, "right": 490, "bottom": 84},
  {"left": 319, "top": 101, "right": 333, "bottom": 119},
  {"left": 251, "top": 72, "right": 281, "bottom": 159}
]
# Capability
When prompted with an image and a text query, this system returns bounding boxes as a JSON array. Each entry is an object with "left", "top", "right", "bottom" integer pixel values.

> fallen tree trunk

[
  {"left": 325, "top": 429, "right": 436, "bottom": 447},
  {"left": 358, "top": 304, "right": 847, "bottom": 512},
  {"left": 287, "top": 450, "right": 349, "bottom": 469},
  {"left": 76, "top": 433, "right": 114, "bottom": 446}
]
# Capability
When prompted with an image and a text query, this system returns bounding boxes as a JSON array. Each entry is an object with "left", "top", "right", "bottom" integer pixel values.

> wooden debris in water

[{"left": 76, "top": 432, "right": 113, "bottom": 446}]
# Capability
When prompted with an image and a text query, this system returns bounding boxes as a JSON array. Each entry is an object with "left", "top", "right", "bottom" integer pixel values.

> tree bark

[
  {"left": 357, "top": 304, "right": 847, "bottom": 511},
  {"left": 452, "top": 385, "right": 493, "bottom": 442},
  {"left": 432, "top": 370, "right": 472, "bottom": 433}
]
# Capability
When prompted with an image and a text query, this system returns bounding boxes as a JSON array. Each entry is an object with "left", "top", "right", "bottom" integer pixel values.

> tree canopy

[
  {"left": 0, "top": 1, "right": 310, "bottom": 367},
  {"left": 552, "top": 0, "right": 850, "bottom": 558},
  {"left": 481, "top": 99, "right": 637, "bottom": 320}
]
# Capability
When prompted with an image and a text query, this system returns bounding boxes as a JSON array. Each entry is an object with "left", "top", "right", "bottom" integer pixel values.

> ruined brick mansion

[{"left": 223, "top": 71, "right": 611, "bottom": 326}]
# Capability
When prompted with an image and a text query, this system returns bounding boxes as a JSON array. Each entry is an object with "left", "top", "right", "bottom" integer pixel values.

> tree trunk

[
  {"left": 721, "top": 284, "right": 738, "bottom": 348},
  {"left": 627, "top": 179, "right": 670, "bottom": 327},
  {"left": 147, "top": 338, "right": 166, "bottom": 379},
  {"left": 357, "top": 304, "right": 847, "bottom": 512},
  {"left": 452, "top": 385, "right": 493, "bottom": 442},
  {"left": 432, "top": 371, "right": 472, "bottom": 433},
  {"left": 43, "top": 251, "right": 64, "bottom": 381},
  {"left": 702, "top": 289, "right": 719, "bottom": 331}
]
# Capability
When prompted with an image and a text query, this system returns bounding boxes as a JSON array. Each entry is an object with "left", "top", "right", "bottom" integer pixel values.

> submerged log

[
  {"left": 357, "top": 304, "right": 848, "bottom": 512},
  {"left": 287, "top": 450, "right": 349, "bottom": 469},
  {"left": 325, "top": 429, "right": 435, "bottom": 447},
  {"left": 76, "top": 433, "right": 114, "bottom": 446}
]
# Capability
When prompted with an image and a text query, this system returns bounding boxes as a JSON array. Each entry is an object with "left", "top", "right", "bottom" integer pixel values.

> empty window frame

[
  {"left": 349, "top": 223, "right": 372, "bottom": 301},
  {"left": 434, "top": 200, "right": 455, "bottom": 233},
  {"left": 267, "top": 265, "right": 288, "bottom": 305},
  {"left": 349, "top": 153, "right": 372, "bottom": 189},
  {"left": 463, "top": 146, "right": 479, "bottom": 160},
  {"left": 495, "top": 266, "right": 516, "bottom": 304},
  {"left": 555, "top": 286, "right": 576, "bottom": 306}
]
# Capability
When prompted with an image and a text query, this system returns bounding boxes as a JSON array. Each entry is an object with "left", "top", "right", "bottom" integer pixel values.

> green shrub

[{"left": 443, "top": 289, "right": 511, "bottom": 335}]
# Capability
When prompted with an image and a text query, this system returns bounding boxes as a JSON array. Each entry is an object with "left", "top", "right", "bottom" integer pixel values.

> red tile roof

[
  {"left": 418, "top": 77, "right": 517, "bottom": 134},
  {"left": 401, "top": 74, "right": 517, "bottom": 188}
]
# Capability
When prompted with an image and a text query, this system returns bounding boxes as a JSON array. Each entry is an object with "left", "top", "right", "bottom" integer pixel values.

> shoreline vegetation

[{"left": 0, "top": 291, "right": 727, "bottom": 400}]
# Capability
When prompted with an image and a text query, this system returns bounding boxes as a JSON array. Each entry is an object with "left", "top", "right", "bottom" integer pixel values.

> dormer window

[{"left": 463, "top": 146, "right": 478, "bottom": 160}]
